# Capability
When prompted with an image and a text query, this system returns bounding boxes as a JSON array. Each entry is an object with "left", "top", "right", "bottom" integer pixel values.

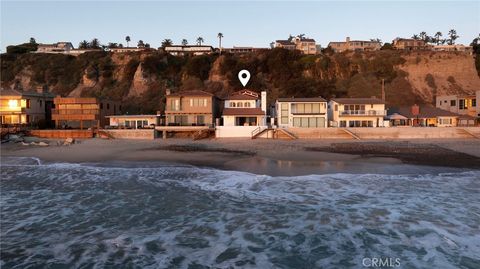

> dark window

[
  {"left": 26, "top": 99, "right": 31, "bottom": 108},
  {"left": 472, "top": 99, "right": 476, "bottom": 107},
  {"left": 450, "top": 100, "right": 456, "bottom": 106},
  {"left": 107, "top": 103, "right": 110, "bottom": 110},
  {"left": 39, "top": 100, "right": 43, "bottom": 107},
  {"left": 459, "top": 99, "right": 465, "bottom": 109},
  {"left": 100, "top": 103, "right": 103, "bottom": 109}
]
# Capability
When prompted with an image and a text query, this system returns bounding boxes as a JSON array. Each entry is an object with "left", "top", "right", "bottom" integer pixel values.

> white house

[
  {"left": 36, "top": 42, "right": 74, "bottom": 54},
  {"left": 216, "top": 89, "right": 267, "bottom": 137},
  {"left": 163, "top": 45, "right": 214, "bottom": 56},
  {"left": 276, "top": 97, "right": 328, "bottom": 128},
  {"left": 328, "top": 98, "right": 387, "bottom": 127}
]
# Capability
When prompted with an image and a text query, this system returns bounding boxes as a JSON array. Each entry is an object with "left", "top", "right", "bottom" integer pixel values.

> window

[
  {"left": 100, "top": 103, "right": 103, "bottom": 109},
  {"left": 237, "top": 102, "right": 243, "bottom": 108},
  {"left": 280, "top": 103, "right": 289, "bottom": 124},
  {"left": 340, "top": 121, "right": 346, "bottom": 127},
  {"left": 26, "top": 99, "right": 31, "bottom": 109},
  {"left": 231, "top": 102, "right": 236, "bottom": 107},
  {"left": 459, "top": 99, "right": 465, "bottom": 110},
  {"left": 170, "top": 99, "right": 180, "bottom": 111},
  {"left": 197, "top": 115, "right": 205, "bottom": 125},
  {"left": 107, "top": 103, "right": 110, "bottom": 110},
  {"left": 451, "top": 100, "right": 456, "bottom": 106},
  {"left": 473, "top": 99, "right": 477, "bottom": 107},
  {"left": 190, "top": 98, "right": 207, "bottom": 107},
  {"left": 244, "top": 102, "right": 250, "bottom": 107}
]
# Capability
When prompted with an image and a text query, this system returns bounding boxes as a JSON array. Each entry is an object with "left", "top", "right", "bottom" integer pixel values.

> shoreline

[{"left": 2, "top": 137, "right": 480, "bottom": 176}]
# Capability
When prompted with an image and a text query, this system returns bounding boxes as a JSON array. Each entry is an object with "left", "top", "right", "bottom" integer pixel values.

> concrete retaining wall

[
  {"left": 216, "top": 126, "right": 266, "bottom": 138},
  {"left": 286, "top": 127, "right": 480, "bottom": 139},
  {"left": 102, "top": 129, "right": 157, "bottom": 140},
  {"left": 30, "top": 130, "right": 94, "bottom": 139}
]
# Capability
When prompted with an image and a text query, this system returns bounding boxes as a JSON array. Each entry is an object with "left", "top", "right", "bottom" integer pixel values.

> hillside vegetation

[{"left": 1, "top": 49, "right": 479, "bottom": 114}]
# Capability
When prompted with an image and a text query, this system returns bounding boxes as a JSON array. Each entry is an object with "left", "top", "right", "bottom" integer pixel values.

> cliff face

[
  {"left": 1, "top": 50, "right": 479, "bottom": 113},
  {"left": 398, "top": 52, "right": 480, "bottom": 103}
]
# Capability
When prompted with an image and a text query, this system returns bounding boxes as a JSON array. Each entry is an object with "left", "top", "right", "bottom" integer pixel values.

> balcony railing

[
  {"left": 340, "top": 110, "right": 386, "bottom": 116},
  {"left": 52, "top": 109, "right": 100, "bottom": 115}
]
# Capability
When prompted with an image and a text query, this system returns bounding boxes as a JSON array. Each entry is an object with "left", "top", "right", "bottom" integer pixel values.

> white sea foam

[{"left": 1, "top": 157, "right": 479, "bottom": 268}]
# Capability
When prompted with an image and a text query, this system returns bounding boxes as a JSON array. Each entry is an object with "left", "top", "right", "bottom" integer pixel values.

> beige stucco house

[
  {"left": 165, "top": 90, "right": 219, "bottom": 126},
  {"left": 328, "top": 37, "right": 381, "bottom": 52},
  {"left": 328, "top": 98, "right": 387, "bottom": 127}
]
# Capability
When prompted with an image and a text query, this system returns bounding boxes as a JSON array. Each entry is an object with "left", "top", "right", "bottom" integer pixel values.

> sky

[{"left": 1, "top": 0, "right": 479, "bottom": 51}]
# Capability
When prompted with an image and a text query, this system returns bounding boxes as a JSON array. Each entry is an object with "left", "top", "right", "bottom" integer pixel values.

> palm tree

[
  {"left": 29, "top": 37, "right": 36, "bottom": 44},
  {"left": 217, "top": 33, "right": 224, "bottom": 53},
  {"left": 108, "top": 42, "right": 119, "bottom": 49},
  {"left": 125, "top": 36, "right": 131, "bottom": 47},
  {"left": 447, "top": 29, "right": 459, "bottom": 45},
  {"left": 145, "top": 43, "right": 150, "bottom": 48},
  {"left": 90, "top": 38, "right": 100, "bottom": 49},
  {"left": 161, "top": 39, "right": 173, "bottom": 48},
  {"left": 79, "top": 40, "right": 89, "bottom": 49},
  {"left": 196, "top": 37, "right": 204, "bottom": 46},
  {"left": 137, "top": 40, "right": 145, "bottom": 47},
  {"left": 181, "top": 39, "right": 188, "bottom": 46},
  {"left": 412, "top": 34, "right": 420, "bottom": 40},
  {"left": 419, "top": 31, "right": 427, "bottom": 41},
  {"left": 434, "top": 32, "right": 443, "bottom": 45}
]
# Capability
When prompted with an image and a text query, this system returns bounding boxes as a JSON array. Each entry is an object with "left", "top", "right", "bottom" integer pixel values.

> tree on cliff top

[
  {"left": 161, "top": 39, "right": 173, "bottom": 48},
  {"left": 447, "top": 29, "right": 459, "bottom": 45},
  {"left": 196, "top": 37, "right": 205, "bottom": 46}
]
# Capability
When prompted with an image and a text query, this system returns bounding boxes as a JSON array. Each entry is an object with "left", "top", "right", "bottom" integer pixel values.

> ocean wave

[{"left": 1, "top": 157, "right": 480, "bottom": 268}]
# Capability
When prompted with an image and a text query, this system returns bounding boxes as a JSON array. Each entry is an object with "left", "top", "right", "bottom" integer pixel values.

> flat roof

[
  {"left": 278, "top": 97, "right": 327, "bottom": 102},
  {"left": 106, "top": 115, "right": 158, "bottom": 118}
]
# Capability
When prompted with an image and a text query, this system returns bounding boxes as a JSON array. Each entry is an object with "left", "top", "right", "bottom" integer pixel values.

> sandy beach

[{"left": 2, "top": 137, "right": 479, "bottom": 175}]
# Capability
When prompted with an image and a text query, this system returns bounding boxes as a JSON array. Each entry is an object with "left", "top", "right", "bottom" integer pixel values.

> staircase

[
  {"left": 251, "top": 127, "right": 272, "bottom": 139},
  {"left": 275, "top": 129, "right": 297, "bottom": 140},
  {"left": 342, "top": 128, "right": 361, "bottom": 140},
  {"left": 251, "top": 127, "right": 297, "bottom": 140},
  {"left": 96, "top": 130, "right": 115, "bottom": 139}
]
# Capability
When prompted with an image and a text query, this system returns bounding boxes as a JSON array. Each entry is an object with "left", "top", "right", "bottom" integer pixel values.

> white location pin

[{"left": 238, "top": 70, "right": 250, "bottom": 87}]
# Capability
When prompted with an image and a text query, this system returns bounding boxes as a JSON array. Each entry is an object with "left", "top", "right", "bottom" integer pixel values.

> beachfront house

[
  {"left": 327, "top": 37, "right": 381, "bottom": 52},
  {"left": 106, "top": 114, "right": 159, "bottom": 129},
  {"left": 328, "top": 98, "right": 387, "bottom": 127},
  {"left": 0, "top": 88, "right": 54, "bottom": 126},
  {"left": 436, "top": 93, "right": 477, "bottom": 117},
  {"left": 164, "top": 90, "right": 219, "bottom": 126},
  {"left": 215, "top": 90, "right": 268, "bottom": 138},
  {"left": 389, "top": 105, "right": 462, "bottom": 127},
  {"left": 221, "top": 90, "right": 267, "bottom": 127},
  {"left": 276, "top": 97, "right": 328, "bottom": 128},
  {"left": 52, "top": 97, "right": 120, "bottom": 129}
]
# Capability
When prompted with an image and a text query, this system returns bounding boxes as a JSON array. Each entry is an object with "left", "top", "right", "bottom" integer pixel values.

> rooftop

[
  {"left": 390, "top": 106, "right": 460, "bottom": 118},
  {"left": 227, "top": 90, "right": 260, "bottom": 100},
  {"left": 167, "top": 90, "right": 214, "bottom": 97}
]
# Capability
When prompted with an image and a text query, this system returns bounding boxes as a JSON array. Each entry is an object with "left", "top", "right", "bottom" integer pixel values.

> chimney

[
  {"left": 346, "top": 37, "right": 350, "bottom": 43},
  {"left": 411, "top": 104, "right": 420, "bottom": 116}
]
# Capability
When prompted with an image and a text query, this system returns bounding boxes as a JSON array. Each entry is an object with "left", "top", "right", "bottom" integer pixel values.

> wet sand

[{"left": 1, "top": 137, "right": 480, "bottom": 176}]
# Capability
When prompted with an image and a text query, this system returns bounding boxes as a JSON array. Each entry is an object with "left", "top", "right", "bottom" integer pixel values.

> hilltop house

[
  {"left": 110, "top": 47, "right": 150, "bottom": 53},
  {"left": 163, "top": 45, "right": 214, "bottom": 56},
  {"left": 275, "top": 37, "right": 317, "bottom": 54},
  {"left": 36, "top": 42, "right": 74, "bottom": 53},
  {"left": 52, "top": 97, "right": 120, "bottom": 129},
  {"left": 327, "top": 37, "right": 381, "bottom": 52},
  {"left": 392, "top": 38, "right": 427, "bottom": 50},
  {"left": 431, "top": 44, "right": 473, "bottom": 53},
  {"left": 328, "top": 98, "right": 387, "bottom": 127},
  {"left": 164, "top": 90, "right": 219, "bottom": 126},
  {"left": 0, "top": 88, "right": 54, "bottom": 126},
  {"left": 223, "top": 47, "right": 270, "bottom": 54},
  {"left": 276, "top": 97, "right": 328, "bottom": 128}
]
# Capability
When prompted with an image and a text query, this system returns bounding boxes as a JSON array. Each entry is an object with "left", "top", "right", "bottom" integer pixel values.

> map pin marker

[{"left": 238, "top": 70, "right": 250, "bottom": 87}]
